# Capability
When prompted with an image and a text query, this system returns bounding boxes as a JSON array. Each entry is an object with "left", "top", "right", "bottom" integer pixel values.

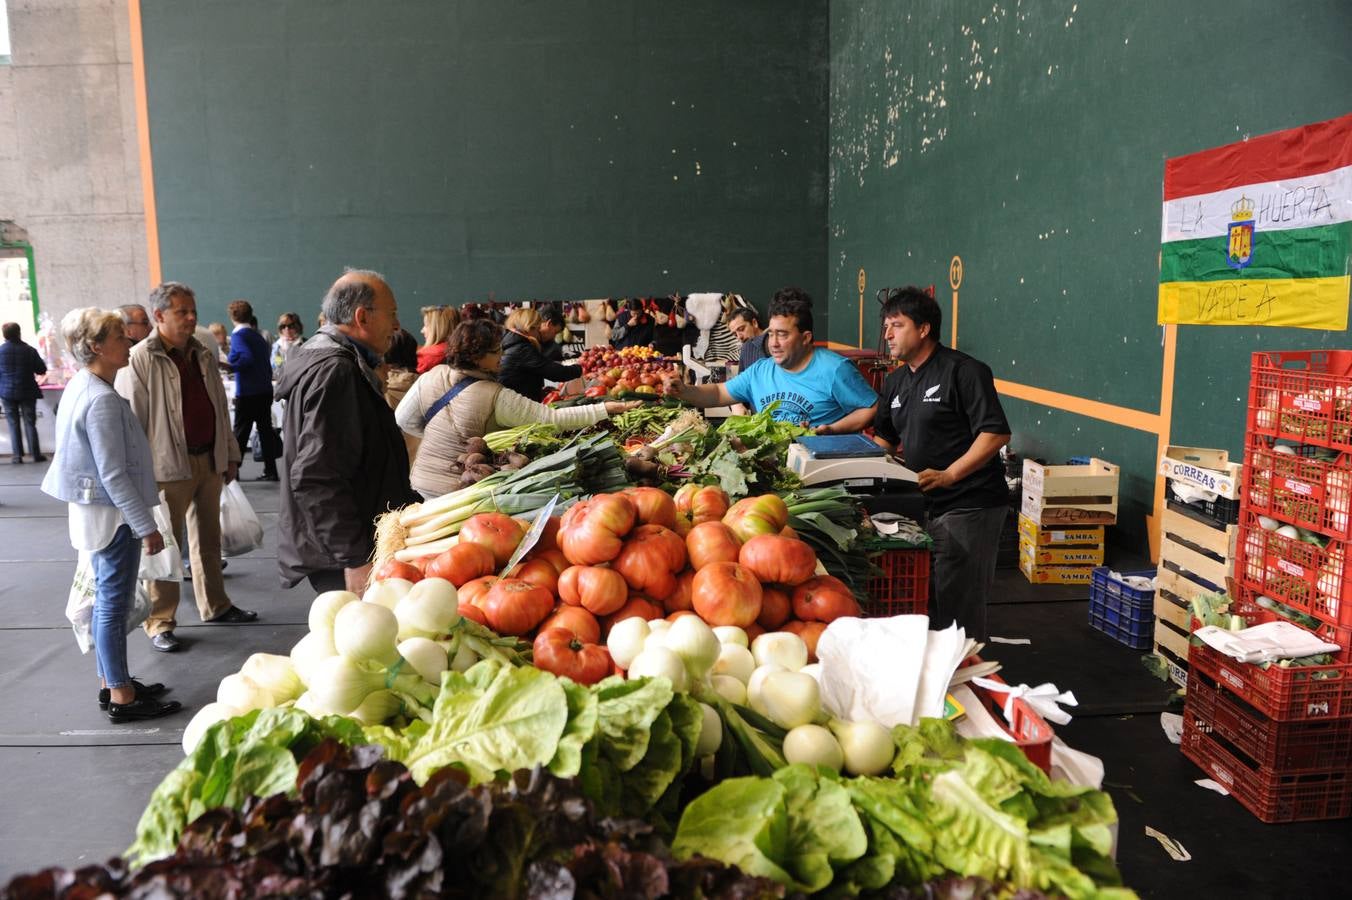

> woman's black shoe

[
  {"left": 98, "top": 679, "right": 168, "bottom": 710},
  {"left": 107, "top": 696, "right": 183, "bottom": 723}
]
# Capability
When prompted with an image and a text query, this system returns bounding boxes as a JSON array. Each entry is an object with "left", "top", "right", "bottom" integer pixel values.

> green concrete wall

[
  {"left": 142, "top": 1, "right": 829, "bottom": 330},
  {"left": 827, "top": 0, "right": 1352, "bottom": 549}
]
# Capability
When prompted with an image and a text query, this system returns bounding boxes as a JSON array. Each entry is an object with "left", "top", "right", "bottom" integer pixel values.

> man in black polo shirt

[{"left": 873, "top": 287, "right": 1010, "bottom": 639}]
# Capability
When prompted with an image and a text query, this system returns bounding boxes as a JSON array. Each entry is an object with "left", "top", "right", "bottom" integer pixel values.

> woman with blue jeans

[{"left": 41, "top": 309, "right": 181, "bottom": 721}]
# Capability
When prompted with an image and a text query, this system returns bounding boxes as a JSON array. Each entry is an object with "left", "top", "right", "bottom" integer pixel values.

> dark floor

[{"left": 0, "top": 454, "right": 1348, "bottom": 895}]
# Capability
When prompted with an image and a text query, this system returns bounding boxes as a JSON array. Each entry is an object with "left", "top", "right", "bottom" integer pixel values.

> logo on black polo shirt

[{"left": 923, "top": 383, "right": 942, "bottom": 403}]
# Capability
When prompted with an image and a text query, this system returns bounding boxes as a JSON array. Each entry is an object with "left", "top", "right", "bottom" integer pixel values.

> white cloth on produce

[{"left": 1193, "top": 620, "right": 1340, "bottom": 663}]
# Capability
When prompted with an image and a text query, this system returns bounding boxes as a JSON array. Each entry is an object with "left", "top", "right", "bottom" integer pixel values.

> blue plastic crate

[{"left": 1088, "top": 567, "right": 1157, "bottom": 649}]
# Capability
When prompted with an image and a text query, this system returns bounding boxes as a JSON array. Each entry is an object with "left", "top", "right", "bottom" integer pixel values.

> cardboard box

[
  {"left": 1019, "top": 554, "right": 1097, "bottom": 584},
  {"left": 1021, "top": 458, "right": 1119, "bottom": 526},
  {"left": 1159, "top": 446, "right": 1242, "bottom": 500},
  {"left": 1016, "top": 513, "right": 1106, "bottom": 546},
  {"left": 1019, "top": 539, "right": 1105, "bottom": 566}
]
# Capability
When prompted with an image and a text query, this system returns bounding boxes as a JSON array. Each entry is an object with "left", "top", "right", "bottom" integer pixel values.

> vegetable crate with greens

[{"left": 1181, "top": 590, "right": 1352, "bottom": 822}]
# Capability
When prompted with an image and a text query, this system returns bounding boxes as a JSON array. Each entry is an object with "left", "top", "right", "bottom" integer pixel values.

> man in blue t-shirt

[{"left": 668, "top": 288, "right": 878, "bottom": 433}]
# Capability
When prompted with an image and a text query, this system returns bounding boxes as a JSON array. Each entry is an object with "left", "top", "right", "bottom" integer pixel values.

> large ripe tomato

[
  {"left": 613, "top": 525, "right": 687, "bottom": 600},
  {"left": 622, "top": 486, "right": 679, "bottom": 530},
  {"left": 664, "top": 569, "right": 696, "bottom": 614},
  {"left": 535, "top": 515, "right": 562, "bottom": 552},
  {"left": 675, "top": 484, "right": 731, "bottom": 525},
  {"left": 481, "top": 577, "right": 555, "bottom": 636},
  {"left": 739, "top": 534, "right": 818, "bottom": 586},
  {"left": 532, "top": 628, "right": 611, "bottom": 686},
  {"left": 781, "top": 620, "right": 827, "bottom": 661},
  {"left": 374, "top": 558, "right": 424, "bottom": 583},
  {"left": 757, "top": 585, "right": 792, "bottom": 629},
  {"left": 691, "top": 562, "right": 763, "bottom": 628},
  {"left": 457, "top": 574, "right": 498, "bottom": 610},
  {"left": 524, "top": 547, "right": 570, "bottom": 576},
  {"left": 557, "top": 565, "right": 628, "bottom": 616},
  {"left": 425, "top": 542, "right": 497, "bottom": 587},
  {"left": 558, "top": 494, "right": 637, "bottom": 565},
  {"left": 538, "top": 605, "right": 601, "bottom": 645},
  {"left": 457, "top": 603, "right": 489, "bottom": 626},
  {"left": 686, "top": 521, "right": 742, "bottom": 570},
  {"left": 722, "top": 495, "right": 790, "bottom": 544},
  {"left": 602, "top": 596, "right": 664, "bottom": 634},
  {"left": 508, "top": 557, "right": 560, "bottom": 595},
  {"left": 792, "top": 575, "right": 862, "bottom": 623},
  {"left": 459, "top": 513, "right": 525, "bottom": 567}
]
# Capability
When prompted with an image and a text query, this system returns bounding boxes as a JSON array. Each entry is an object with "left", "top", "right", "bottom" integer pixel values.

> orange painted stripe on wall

[{"left": 128, "top": 0, "right": 161, "bottom": 287}]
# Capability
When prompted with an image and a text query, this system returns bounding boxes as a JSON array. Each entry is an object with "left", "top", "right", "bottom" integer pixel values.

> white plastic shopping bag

[
  {"left": 219, "top": 480, "right": 264, "bottom": 557},
  {"left": 137, "top": 505, "right": 183, "bottom": 582},
  {"left": 66, "top": 552, "right": 152, "bottom": 654}
]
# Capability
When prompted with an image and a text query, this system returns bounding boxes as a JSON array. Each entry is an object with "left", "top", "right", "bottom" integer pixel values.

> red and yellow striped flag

[{"left": 1158, "top": 112, "right": 1352, "bottom": 330}]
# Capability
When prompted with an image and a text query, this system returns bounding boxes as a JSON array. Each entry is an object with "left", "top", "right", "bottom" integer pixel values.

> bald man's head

[{"left": 322, "top": 268, "right": 399, "bottom": 354}]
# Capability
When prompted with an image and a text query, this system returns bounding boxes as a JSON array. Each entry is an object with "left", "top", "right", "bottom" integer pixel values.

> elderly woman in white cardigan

[
  {"left": 395, "top": 319, "right": 640, "bottom": 499},
  {"left": 41, "top": 308, "right": 181, "bottom": 722}
]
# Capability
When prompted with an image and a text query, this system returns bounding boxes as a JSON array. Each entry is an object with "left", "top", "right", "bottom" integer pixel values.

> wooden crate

[
  {"left": 1161, "top": 507, "right": 1238, "bottom": 561},
  {"left": 1155, "top": 617, "right": 1192, "bottom": 663},
  {"left": 1016, "top": 513, "right": 1106, "bottom": 546},
  {"left": 1153, "top": 636, "right": 1190, "bottom": 688},
  {"left": 1021, "top": 458, "right": 1120, "bottom": 526},
  {"left": 1154, "top": 587, "right": 1193, "bottom": 631},
  {"left": 1159, "top": 446, "right": 1243, "bottom": 499},
  {"left": 1018, "top": 538, "right": 1105, "bottom": 566}
]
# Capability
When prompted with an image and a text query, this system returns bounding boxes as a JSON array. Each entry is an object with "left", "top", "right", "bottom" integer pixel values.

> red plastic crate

[
  {"left": 1244, "top": 439, "right": 1352, "bottom": 541},
  {"left": 864, "top": 548, "right": 930, "bottom": 617},
  {"left": 834, "top": 349, "right": 896, "bottom": 393},
  {"left": 1184, "top": 667, "right": 1352, "bottom": 770},
  {"left": 1181, "top": 716, "right": 1352, "bottom": 823},
  {"left": 1188, "top": 634, "right": 1352, "bottom": 722},
  {"left": 1235, "top": 509, "right": 1351, "bottom": 628},
  {"left": 965, "top": 667, "right": 1055, "bottom": 774},
  {"left": 1248, "top": 350, "right": 1352, "bottom": 453}
]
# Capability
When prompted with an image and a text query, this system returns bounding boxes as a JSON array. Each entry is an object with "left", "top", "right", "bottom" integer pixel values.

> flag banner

[{"left": 1158, "top": 112, "right": 1352, "bottom": 329}]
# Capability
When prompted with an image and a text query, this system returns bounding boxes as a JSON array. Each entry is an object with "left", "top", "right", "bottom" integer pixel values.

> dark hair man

[
  {"left": 225, "top": 300, "right": 280, "bottom": 481},
  {"left": 275, "top": 268, "right": 419, "bottom": 594},
  {"left": 536, "top": 305, "right": 567, "bottom": 364},
  {"left": 874, "top": 286, "right": 1011, "bottom": 640},
  {"left": 0, "top": 321, "right": 47, "bottom": 463},
  {"left": 728, "top": 306, "right": 767, "bottom": 372},
  {"left": 668, "top": 287, "right": 877, "bottom": 433},
  {"left": 116, "top": 282, "right": 252, "bottom": 652}
]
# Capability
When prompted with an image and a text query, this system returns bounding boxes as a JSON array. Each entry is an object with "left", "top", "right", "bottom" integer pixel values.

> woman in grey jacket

[{"left": 41, "top": 308, "right": 181, "bottom": 722}]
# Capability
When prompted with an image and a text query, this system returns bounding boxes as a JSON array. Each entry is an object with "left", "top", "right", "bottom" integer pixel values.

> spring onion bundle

[{"left": 375, "top": 434, "right": 629, "bottom": 566}]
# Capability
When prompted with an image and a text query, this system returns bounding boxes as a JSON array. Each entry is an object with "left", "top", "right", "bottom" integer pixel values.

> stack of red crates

[{"left": 1181, "top": 350, "right": 1352, "bottom": 822}]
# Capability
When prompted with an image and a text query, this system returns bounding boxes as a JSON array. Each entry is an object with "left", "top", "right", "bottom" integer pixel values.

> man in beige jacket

[{"left": 117, "top": 281, "right": 256, "bottom": 652}]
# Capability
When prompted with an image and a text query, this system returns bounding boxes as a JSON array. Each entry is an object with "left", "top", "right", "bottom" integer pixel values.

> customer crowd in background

[{"left": 32, "top": 276, "right": 765, "bottom": 723}]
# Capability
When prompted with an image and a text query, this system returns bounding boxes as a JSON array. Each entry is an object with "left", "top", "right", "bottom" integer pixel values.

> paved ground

[{"left": 0, "top": 446, "right": 1348, "bottom": 895}]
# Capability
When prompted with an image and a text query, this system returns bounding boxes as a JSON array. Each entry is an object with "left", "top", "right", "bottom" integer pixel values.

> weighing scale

[{"left": 786, "top": 434, "right": 919, "bottom": 487}]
